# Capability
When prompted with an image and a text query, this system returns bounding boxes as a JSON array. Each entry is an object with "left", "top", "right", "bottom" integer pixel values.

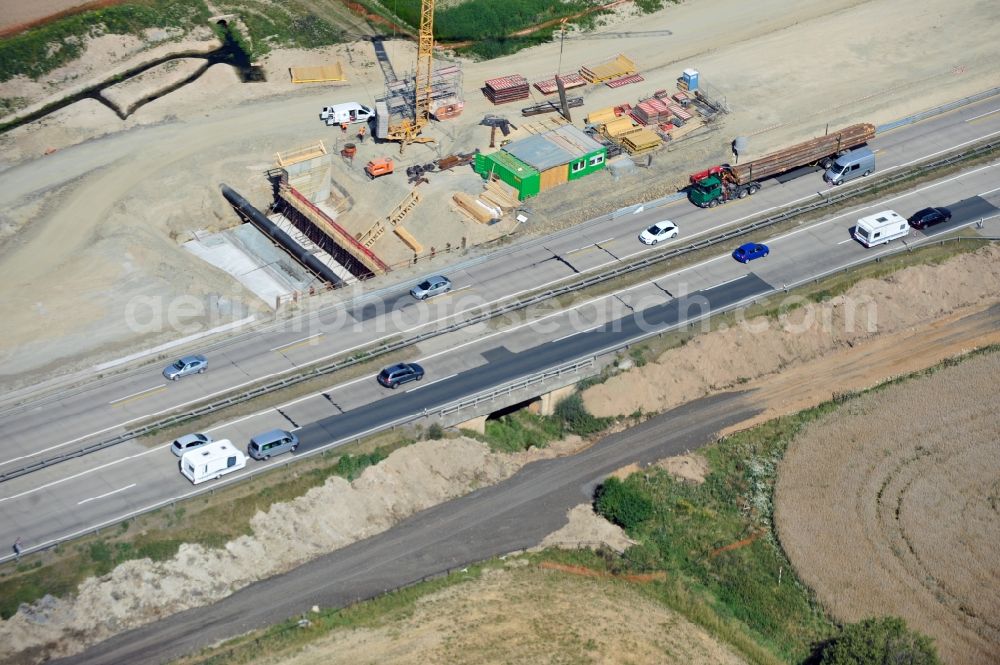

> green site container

[{"left": 474, "top": 151, "right": 540, "bottom": 200}]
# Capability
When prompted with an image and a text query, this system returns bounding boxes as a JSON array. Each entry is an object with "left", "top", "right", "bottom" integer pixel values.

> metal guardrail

[
  {"left": 3, "top": 136, "right": 998, "bottom": 484},
  {"left": 877, "top": 85, "right": 1000, "bottom": 133},
  {"left": 438, "top": 358, "right": 594, "bottom": 417}
]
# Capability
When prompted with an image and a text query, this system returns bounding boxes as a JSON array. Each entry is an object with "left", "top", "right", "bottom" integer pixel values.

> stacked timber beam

[
  {"left": 732, "top": 123, "right": 876, "bottom": 182},
  {"left": 452, "top": 193, "right": 500, "bottom": 224},
  {"left": 483, "top": 75, "right": 530, "bottom": 104}
]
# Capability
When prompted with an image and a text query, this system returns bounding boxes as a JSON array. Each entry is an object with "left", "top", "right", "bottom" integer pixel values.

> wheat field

[{"left": 775, "top": 351, "right": 1000, "bottom": 664}]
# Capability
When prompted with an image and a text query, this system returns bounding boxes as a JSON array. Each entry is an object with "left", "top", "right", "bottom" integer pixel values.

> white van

[
  {"left": 320, "top": 102, "right": 374, "bottom": 126},
  {"left": 853, "top": 209, "right": 909, "bottom": 247},
  {"left": 180, "top": 439, "right": 246, "bottom": 485}
]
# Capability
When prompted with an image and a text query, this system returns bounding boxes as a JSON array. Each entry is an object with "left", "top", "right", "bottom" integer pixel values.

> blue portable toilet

[{"left": 681, "top": 68, "right": 699, "bottom": 91}]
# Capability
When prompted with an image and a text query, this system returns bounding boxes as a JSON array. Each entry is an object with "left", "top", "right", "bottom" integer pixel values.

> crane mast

[{"left": 385, "top": 0, "right": 436, "bottom": 152}]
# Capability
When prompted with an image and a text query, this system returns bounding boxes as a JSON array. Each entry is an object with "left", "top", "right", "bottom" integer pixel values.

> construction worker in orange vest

[
  {"left": 340, "top": 121, "right": 348, "bottom": 133},
  {"left": 357, "top": 125, "right": 366, "bottom": 143}
]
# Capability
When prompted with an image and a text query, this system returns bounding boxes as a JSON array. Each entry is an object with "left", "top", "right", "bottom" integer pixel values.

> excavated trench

[{"left": 0, "top": 21, "right": 264, "bottom": 133}]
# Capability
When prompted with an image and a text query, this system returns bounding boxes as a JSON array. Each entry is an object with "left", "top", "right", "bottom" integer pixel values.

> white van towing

[
  {"left": 319, "top": 102, "right": 374, "bottom": 126},
  {"left": 853, "top": 209, "right": 909, "bottom": 247},
  {"left": 180, "top": 439, "right": 247, "bottom": 484}
]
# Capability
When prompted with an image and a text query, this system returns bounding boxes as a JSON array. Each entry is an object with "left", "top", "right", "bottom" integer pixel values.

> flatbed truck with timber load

[{"left": 687, "top": 123, "right": 876, "bottom": 208}]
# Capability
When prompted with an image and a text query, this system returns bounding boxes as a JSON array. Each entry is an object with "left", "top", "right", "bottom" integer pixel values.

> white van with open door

[
  {"left": 320, "top": 102, "right": 374, "bottom": 126},
  {"left": 180, "top": 439, "right": 246, "bottom": 484},
  {"left": 853, "top": 209, "right": 909, "bottom": 247}
]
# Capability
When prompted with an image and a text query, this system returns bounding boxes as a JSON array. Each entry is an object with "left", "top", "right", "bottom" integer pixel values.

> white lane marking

[
  {"left": 0, "top": 445, "right": 162, "bottom": 503},
  {"left": 966, "top": 108, "right": 1000, "bottom": 122},
  {"left": 768, "top": 162, "right": 1000, "bottom": 244},
  {"left": 270, "top": 333, "right": 323, "bottom": 352},
  {"left": 77, "top": 483, "right": 136, "bottom": 505},
  {"left": 980, "top": 185, "right": 1000, "bottom": 196},
  {"left": 715, "top": 274, "right": 749, "bottom": 288},
  {"left": 406, "top": 374, "right": 456, "bottom": 393},
  {"left": 568, "top": 237, "right": 617, "bottom": 254},
  {"left": 837, "top": 238, "right": 855, "bottom": 245},
  {"left": 897, "top": 128, "right": 1000, "bottom": 168},
  {"left": 108, "top": 384, "right": 165, "bottom": 405}
]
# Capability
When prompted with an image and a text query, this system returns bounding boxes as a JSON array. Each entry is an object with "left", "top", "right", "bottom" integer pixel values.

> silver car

[
  {"left": 410, "top": 275, "right": 452, "bottom": 300},
  {"left": 163, "top": 354, "right": 207, "bottom": 380},
  {"left": 171, "top": 432, "right": 213, "bottom": 457}
]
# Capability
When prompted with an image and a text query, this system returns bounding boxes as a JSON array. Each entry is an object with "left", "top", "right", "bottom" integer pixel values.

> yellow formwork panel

[{"left": 289, "top": 63, "right": 346, "bottom": 83}]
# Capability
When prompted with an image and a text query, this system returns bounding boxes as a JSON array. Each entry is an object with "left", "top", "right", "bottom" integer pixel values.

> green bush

[
  {"left": 818, "top": 617, "right": 941, "bottom": 665},
  {"left": 427, "top": 423, "right": 445, "bottom": 440},
  {"left": 594, "top": 476, "right": 653, "bottom": 530},
  {"left": 553, "top": 393, "right": 610, "bottom": 435},
  {"left": 334, "top": 451, "right": 387, "bottom": 481}
]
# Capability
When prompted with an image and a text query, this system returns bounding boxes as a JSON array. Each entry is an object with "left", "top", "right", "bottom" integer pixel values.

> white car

[
  {"left": 171, "top": 432, "right": 213, "bottom": 457},
  {"left": 638, "top": 220, "right": 679, "bottom": 245}
]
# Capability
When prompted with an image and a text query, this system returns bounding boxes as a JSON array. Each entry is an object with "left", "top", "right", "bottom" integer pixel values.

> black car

[
  {"left": 907, "top": 207, "right": 952, "bottom": 230},
  {"left": 377, "top": 362, "right": 425, "bottom": 389}
]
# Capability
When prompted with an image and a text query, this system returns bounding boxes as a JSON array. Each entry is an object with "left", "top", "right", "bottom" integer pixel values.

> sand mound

[
  {"left": 535, "top": 503, "right": 636, "bottom": 554},
  {"left": 584, "top": 246, "right": 1000, "bottom": 417},
  {"left": 0, "top": 437, "right": 522, "bottom": 662},
  {"left": 269, "top": 565, "right": 747, "bottom": 665}
]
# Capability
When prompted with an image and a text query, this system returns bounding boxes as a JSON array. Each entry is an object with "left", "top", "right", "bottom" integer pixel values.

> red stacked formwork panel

[
  {"left": 533, "top": 73, "right": 586, "bottom": 95},
  {"left": 483, "top": 74, "right": 530, "bottom": 104},
  {"left": 631, "top": 99, "right": 671, "bottom": 125},
  {"left": 667, "top": 103, "right": 692, "bottom": 122},
  {"left": 605, "top": 73, "right": 644, "bottom": 88}
]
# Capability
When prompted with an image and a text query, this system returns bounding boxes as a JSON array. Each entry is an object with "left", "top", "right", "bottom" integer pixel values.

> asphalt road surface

[{"left": 56, "top": 389, "right": 760, "bottom": 665}]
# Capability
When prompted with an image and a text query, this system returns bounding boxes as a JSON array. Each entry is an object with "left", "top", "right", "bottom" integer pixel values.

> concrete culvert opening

[{"left": 486, "top": 397, "right": 543, "bottom": 422}]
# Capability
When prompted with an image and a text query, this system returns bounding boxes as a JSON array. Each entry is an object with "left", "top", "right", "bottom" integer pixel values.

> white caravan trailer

[
  {"left": 853, "top": 209, "right": 909, "bottom": 247},
  {"left": 180, "top": 439, "right": 246, "bottom": 485},
  {"left": 319, "top": 102, "right": 374, "bottom": 126}
]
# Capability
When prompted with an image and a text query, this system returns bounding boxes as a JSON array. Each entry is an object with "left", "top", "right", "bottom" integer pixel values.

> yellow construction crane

[{"left": 385, "top": 0, "right": 435, "bottom": 152}]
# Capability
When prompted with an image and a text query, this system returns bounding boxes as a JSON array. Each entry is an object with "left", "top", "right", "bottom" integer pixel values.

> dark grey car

[
  {"left": 163, "top": 354, "right": 207, "bottom": 380},
  {"left": 377, "top": 362, "right": 425, "bottom": 389}
]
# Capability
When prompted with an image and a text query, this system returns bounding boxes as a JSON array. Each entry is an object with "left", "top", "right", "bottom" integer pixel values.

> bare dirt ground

[
  {"left": 774, "top": 351, "right": 1000, "bottom": 665},
  {"left": 583, "top": 246, "right": 1000, "bottom": 419},
  {"left": 254, "top": 564, "right": 747, "bottom": 665},
  {"left": 1, "top": 0, "right": 999, "bottom": 388}
]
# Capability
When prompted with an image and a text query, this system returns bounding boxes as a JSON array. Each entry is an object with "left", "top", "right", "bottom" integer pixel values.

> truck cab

[{"left": 687, "top": 166, "right": 759, "bottom": 208}]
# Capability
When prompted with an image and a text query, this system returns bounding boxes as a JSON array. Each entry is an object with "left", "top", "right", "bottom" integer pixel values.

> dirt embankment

[
  {"left": 583, "top": 246, "right": 1000, "bottom": 420},
  {"left": 0, "top": 435, "right": 620, "bottom": 663},
  {"left": 774, "top": 351, "right": 1000, "bottom": 665},
  {"left": 266, "top": 565, "right": 747, "bottom": 665}
]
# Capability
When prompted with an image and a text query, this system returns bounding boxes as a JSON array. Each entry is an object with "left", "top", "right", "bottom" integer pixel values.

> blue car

[{"left": 732, "top": 242, "right": 769, "bottom": 263}]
